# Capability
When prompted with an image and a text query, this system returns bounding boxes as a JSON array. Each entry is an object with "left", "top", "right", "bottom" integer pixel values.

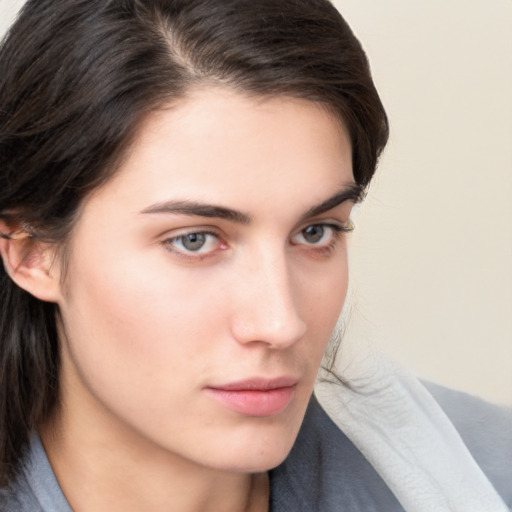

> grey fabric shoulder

[
  {"left": 424, "top": 381, "right": 512, "bottom": 509},
  {"left": 0, "top": 434, "right": 72, "bottom": 512},
  {"left": 270, "top": 384, "right": 512, "bottom": 512},
  {"left": 1, "top": 385, "right": 510, "bottom": 511},
  {"left": 269, "top": 395, "right": 406, "bottom": 512}
]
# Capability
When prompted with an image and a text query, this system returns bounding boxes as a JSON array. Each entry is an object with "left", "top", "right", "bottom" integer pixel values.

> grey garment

[
  {"left": 270, "top": 383, "right": 512, "bottom": 512},
  {"left": 0, "top": 434, "right": 72, "bottom": 512},
  {"left": 1, "top": 384, "right": 511, "bottom": 512}
]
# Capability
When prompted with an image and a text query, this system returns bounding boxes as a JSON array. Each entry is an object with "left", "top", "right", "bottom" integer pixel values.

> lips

[{"left": 205, "top": 377, "right": 297, "bottom": 417}]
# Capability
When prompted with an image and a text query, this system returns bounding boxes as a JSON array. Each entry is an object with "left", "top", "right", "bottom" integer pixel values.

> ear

[{"left": 0, "top": 220, "right": 62, "bottom": 303}]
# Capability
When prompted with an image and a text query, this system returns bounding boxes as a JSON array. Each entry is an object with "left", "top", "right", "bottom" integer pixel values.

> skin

[{"left": 33, "top": 88, "right": 357, "bottom": 511}]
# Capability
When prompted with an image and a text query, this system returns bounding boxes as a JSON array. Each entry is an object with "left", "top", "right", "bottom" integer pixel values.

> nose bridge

[{"left": 231, "top": 243, "right": 307, "bottom": 347}]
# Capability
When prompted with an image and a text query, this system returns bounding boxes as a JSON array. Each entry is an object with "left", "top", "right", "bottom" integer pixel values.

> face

[{"left": 53, "top": 88, "right": 356, "bottom": 474}]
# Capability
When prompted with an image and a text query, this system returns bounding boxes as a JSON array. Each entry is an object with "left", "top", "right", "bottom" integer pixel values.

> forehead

[{"left": 83, "top": 88, "right": 354, "bottom": 220}]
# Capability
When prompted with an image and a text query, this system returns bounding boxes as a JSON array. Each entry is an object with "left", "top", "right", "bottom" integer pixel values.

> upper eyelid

[
  {"left": 161, "top": 221, "right": 347, "bottom": 236},
  {"left": 294, "top": 222, "right": 349, "bottom": 238},
  {"left": 160, "top": 225, "right": 223, "bottom": 240},
  {"left": 167, "top": 231, "right": 218, "bottom": 242},
  {"left": 298, "top": 201, "right": 354, "bottom": 224},
  {"left": 333, "top": 218, "right": 355, "bottom": 231},
  {"left": 157, "top": 217, "right": 353, "bottom": 245},
  {"left": 159, "top": 228, "right": 223, "bottom": 253},
  {"left": 295, "top": 217, "right": 352, "bottom": 233},
  {"left": 161, "top": 231, "right": 225, "bottom": 260}
]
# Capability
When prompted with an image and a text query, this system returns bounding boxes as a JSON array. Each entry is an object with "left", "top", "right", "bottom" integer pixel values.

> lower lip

[{"left": 206, "top": 386, "right": 295, "bottom": 417}]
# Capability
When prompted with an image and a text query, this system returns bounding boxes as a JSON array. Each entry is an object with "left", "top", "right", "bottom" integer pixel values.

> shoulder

[
  {"left": 424, "top": 381, "right": 512, "bottom": 506},
  {"left": 270, "top": 396, "right": 406, "bottom": 511},
  {"left": 0, "top": 434, "right": 71, "bottom": 512},
  {"left": 272, "top": 382, "right": 512, "bottom": 512},
  {"left": 0, "top": 475, "right": 43, "bottom": 512}
]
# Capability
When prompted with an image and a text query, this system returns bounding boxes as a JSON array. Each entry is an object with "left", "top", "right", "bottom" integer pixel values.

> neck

[
  {"left": 38, "top": 360, "right": 269, "bottom": 512},
  {"left": 39, "top": 407, "right": 269, "bottom": 512}
]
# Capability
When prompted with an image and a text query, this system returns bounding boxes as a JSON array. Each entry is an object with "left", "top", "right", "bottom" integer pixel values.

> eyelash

[
  {"left": 162, "top": 221, "right": 354, "bottom": 261},
  {"left": 162, "top": 230, "right": 225, "bottom": 260},
  {"left": 290, "top": 222, "right": 353, "bottom": 255}
]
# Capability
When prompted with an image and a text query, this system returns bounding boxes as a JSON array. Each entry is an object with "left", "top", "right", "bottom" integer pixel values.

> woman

[{"left": 0, "top": 1, "right": 510, "bottom": 511}]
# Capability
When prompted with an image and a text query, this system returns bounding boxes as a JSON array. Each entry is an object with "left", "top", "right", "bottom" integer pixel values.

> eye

[
  {"left": 163, "top": 231, "right": 224, "bottom": 256},
  {"left": 301, "top": 225, "right": 328, "bottom": 244},
  {"left": 290, "top": 221, "right": 353, "bottom": 248}
]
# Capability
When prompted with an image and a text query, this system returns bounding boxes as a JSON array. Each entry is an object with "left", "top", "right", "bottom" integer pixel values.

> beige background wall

[
  {"left": 332, "top": 0, "right": 512, "bottom": 405},
  {"left": 1, "top": 0, "right": 511, "bottom": 405}
]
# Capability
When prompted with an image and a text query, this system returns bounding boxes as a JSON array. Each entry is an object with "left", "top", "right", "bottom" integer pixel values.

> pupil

[
  {"left": 303, "top": 225, "right": 324, "bottom": 243},
  {"left": 182, "top": 233, "right": 206, "bottom": 251}
]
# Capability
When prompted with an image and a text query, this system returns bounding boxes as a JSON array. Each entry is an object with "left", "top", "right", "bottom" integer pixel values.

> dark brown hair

[{"left": 0, "top": 0, "right": 388, "bottom": 486}]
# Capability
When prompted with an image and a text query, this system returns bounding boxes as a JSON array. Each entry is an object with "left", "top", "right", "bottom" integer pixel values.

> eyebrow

[
  {"left": 139, "top": 183, "right": 363, "bottom": 224},
  {"left": 140, "top": 201, "right": 251, "bottom": 224},
  {"left": 299, "top": 183, "right": 363, "bottom": 221}
]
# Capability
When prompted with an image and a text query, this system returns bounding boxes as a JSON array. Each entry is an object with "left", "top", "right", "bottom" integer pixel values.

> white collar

[{"left": 315, "top": 352, "right": 508, "bottom": 512}]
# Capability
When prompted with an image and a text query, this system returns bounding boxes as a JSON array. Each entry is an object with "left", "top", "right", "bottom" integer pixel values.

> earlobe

[{"left": 0, "top": 221, "right": 62, "bottom": 303}]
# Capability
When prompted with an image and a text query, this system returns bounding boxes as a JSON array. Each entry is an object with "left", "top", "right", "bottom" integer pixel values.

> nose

[{"left": 229, "top": 248, "right": 307, "bottom": 349}]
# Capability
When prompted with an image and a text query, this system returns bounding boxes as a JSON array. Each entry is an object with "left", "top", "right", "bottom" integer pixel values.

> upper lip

[{"left": 207, "top": 376, "right": 298, "bottom": 391}]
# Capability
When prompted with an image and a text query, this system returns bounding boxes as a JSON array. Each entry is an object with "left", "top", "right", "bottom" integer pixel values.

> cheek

[
  {"left": 59, "top": 248, "right": 230, "bottom": 415},
  {"left": 55, "top": 240, "right": 349, "bottom": 471},
  {"left": 62, "top": 230, "right": 346, "bottom": 365},
  {"left": 298, "top": 254, "right": 349, "bottom": 332}
]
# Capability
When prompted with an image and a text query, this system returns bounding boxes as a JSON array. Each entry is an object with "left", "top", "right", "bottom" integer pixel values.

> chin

[
  {"left": 221, "top": 444, "right": 295, "bottom": 474},
  {"left": 206, "top": 417, "right": 303, "bottom": 474}
]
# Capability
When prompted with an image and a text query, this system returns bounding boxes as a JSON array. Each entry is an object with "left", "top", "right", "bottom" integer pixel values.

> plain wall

[
  {"left": 1, "top": 0, "right": 511, "bottom": 405},
  {"left": 332, "top": 0, "right": 512, "bottom": 405}
]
